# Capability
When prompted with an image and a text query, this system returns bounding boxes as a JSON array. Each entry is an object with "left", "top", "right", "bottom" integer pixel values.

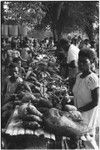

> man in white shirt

[{"left": 67, "top": 37, "right": 80, "bottom": 91}]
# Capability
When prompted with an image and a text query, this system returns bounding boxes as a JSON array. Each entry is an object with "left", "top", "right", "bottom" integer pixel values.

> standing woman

[{"left": 73, "top": 48, "right": 99, "bottom": 149}]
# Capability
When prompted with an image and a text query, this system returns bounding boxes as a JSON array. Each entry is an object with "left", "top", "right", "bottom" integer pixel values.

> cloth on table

[{"left": 4, "top": 106, "right": 55, "bottom": 141}]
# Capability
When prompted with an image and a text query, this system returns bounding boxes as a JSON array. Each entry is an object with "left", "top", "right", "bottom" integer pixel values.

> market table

[{"left": 2, "top": 106, "right": 56, "bottom": 149}]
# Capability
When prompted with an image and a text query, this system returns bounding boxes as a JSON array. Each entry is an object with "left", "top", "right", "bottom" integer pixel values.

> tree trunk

[
  {"left": 85, "top": 21, "right": 94, "bottom": 45},
  {"left": 51, "top": 2, "right": 64, "bottom": 43},
  {"left": 85, "top": 17, "right": 94, "bottom": 44},
  {"left": 57, "top": 2, "right": 64, "bottom": 21},
  {"left": 52, "top": 27, "right": 58, "bottom": 44},
  {"left": 52, "top": 25, "right": 62, "bottom": 44}
]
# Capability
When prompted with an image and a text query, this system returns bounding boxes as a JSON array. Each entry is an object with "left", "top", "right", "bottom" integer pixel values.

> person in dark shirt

[{"left": 55, "top": 38, "right": 70, "bottom": 78}]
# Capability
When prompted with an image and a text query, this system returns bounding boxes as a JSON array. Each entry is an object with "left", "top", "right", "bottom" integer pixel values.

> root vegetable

[
  {"left": 65, "top": 104, "right": 77, "bottom": 111},
  {"left": 22, "top": 114, "right": 42, "bottom": 122},
  {"left": 23, "top": 121, "right": 41, "bottom": 129},
  {"left": 43, "top": 108, "right": 89, "bottom": 136},
  {"left": 18, "top": 103, "right": 29, "bottom": 117},
  {"left": 27, "top": 104, "right": 43, "bottom": 117}
]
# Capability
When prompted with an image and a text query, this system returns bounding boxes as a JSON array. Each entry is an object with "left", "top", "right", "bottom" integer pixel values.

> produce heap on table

[{"left": 2, "top": 45, "right": 90, "bottom": 149}]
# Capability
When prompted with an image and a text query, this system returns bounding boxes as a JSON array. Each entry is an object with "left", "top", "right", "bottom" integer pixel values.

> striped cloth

[{"left": 4, "top": 106, "right": 55, "bottom": 141}]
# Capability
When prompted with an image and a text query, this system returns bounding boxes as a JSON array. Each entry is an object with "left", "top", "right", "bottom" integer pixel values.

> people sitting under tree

[{"left": 2, "top": 63, "right": 32, "bottom": 106}]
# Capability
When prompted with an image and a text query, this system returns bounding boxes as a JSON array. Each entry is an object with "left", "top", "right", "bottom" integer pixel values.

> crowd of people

[
  {"left": 1, "top": 34, "right": 99, "bottom": 149},
  {"left": 1, "top": 36, "right": 55, "bottom": 93}
]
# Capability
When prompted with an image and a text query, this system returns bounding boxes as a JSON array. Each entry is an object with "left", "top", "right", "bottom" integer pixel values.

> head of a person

[
  {"left": 58, "top": 38, "right": 69, "bottom": 51},
  {"left": 78, "top": 48, "right": 97, "bottom": 73},
  {"left": 71, "top": 37, "right": 78, "bottom": 45},
  {"left": 67, "top": 34, "right": 71, "bottom": 41},
  {"left": 9, "top": 63, "right": 19, "bottom": 78},
  {"left": 11, "top": 39, "right": 17, "bottom": 50},
  {"left": 84, "top": 39, "right": 90, "bottom": 45},
  {"left": 5, "top": 38, "right": 8, "bottom": 43},
  {"left": 90, "top": 40, "right": 96, "bottom": 48},
  {"left": 77, "top": 35, "right": 82, "bottom": 41},
  {"left": 83, "top": 39, "right": 91, "bottom": 48}
]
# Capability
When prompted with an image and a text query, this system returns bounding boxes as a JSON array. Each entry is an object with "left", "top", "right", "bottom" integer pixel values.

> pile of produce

[
  {"left": 2, "top": 47, "right": 89, "bottom": 137},
  {"left": 40, "top": 108, "right": 89, "bottom": 136}
]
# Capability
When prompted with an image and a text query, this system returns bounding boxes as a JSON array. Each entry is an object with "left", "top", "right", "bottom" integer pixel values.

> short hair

[
  {"left": 79, "top": 48, "right": 97, "bottom": 63},
  {"left": 58, "top": 38, "right": 69, "bottom": 50},
  {"left": 84, "top": 39, "right": 90, "bottom": 45},
  {"left": 71, "top": 37, "right": 78, "bottom": 45}
]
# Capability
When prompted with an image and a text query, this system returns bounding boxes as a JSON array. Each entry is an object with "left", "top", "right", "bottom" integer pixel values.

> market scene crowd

[{"left": 1, "top": 1, "right": 99, "bottom": 150}]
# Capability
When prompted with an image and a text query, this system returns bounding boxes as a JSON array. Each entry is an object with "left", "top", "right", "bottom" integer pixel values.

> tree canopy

[
  {"left": 41, "top": 1, "right": 99, "bottom": 42},
  {"left": 2, "top": 1, "right": 99, "bottom": 42},
  {"left": 2, "top": 1, "right": 45, "bottom": 27}
]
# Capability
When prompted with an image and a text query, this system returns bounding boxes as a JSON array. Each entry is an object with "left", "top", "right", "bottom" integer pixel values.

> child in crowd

[
  {"left": 13, "top": 57, "right": 26, "bottom": 78},
  {"left": 2, "top": 63, "right": 32, "bottom": 105}
]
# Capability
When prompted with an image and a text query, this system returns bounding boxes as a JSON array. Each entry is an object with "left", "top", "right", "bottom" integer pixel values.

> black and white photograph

[{"left": 1, "top": 1, "right": 99, "bottom": 149}]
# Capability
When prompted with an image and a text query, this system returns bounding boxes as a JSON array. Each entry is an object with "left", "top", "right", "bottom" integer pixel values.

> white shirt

[
  {"left": 73, "top": 72, "right": 99, "bottom": 130},
  {"left": 67, "top": 44, "right": 80, "bottom": 65},
  {"left": 73, "top": 72, "right": 98, "bottom": 108}
]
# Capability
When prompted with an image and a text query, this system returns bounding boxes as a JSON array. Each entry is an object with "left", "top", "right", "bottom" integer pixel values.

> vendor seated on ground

[
  {"left": 13, "top": 57, "right": 26, "bottom": 79},
  {"left": 2, "top": 63, "right": 32, "bottom": 105},
  {"left": 6, "top": 42, "right": 21, "bottom": 65},
  {"left": 20, "top": 42, "right": 32, "bottom": 70}
]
